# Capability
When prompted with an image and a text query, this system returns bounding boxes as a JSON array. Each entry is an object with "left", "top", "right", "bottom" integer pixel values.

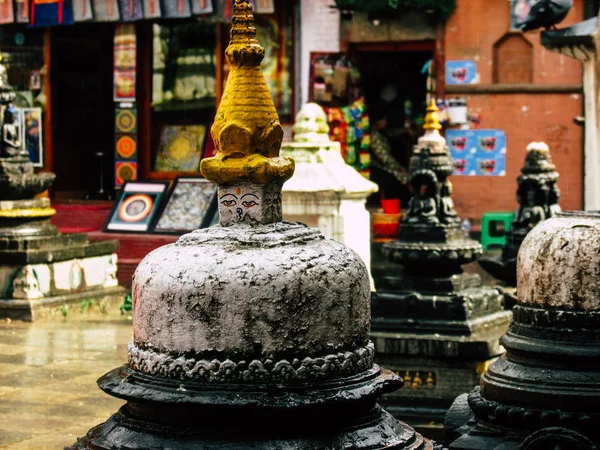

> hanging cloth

[
  {"left": 15, "top": 0, "right": 29, "bottom": 23},
  {"left": 73, "top": 0, "right": 93, "bottom": 21},
  {"left": 159, "top": 0, "right": 190, "bottom": 18},
  {"left": 191, "top": 0, "right": 212, "bottom": 15},
  {"left": 142, "top": 0, "right": 160, "bottom": 18},
  {"left": 29, "top": 0, "right": 74, "bottom": 27},
  {"left": 117, "top": 0, "right": 142, "bottom": 21},
  {"left": 91, "top": 0, "right": 119, "bottom": 21},
  {"left": 212, "top": 0, "right": 232, "bottom": 22},
  {"left": 0, "top": 0, "right": 15, "bottom": 24}
]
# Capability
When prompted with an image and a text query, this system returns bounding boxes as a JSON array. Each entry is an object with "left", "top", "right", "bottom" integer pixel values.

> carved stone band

[{"left": 128, "top": 342, "right": 375, "bottom": 384}]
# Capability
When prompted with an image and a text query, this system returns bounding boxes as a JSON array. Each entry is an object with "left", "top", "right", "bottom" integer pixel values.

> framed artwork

[
  {"left": 105, "top": 181, "right": 169, "bottom": 233},
  {"left": 22, "top": 108, "right": 43, "bottom": 167},
  {"left": 447, "top": 129, "right": 506, "bottom": 176},
  {"left": 446, "top": 60, "right": 478, "bottom": 85},
  {"left": 154, "top": 124, "right": 207, "bottom": 172},
  {"left": 511, "top": 0, "right": 537, "bottom": 30},
  {"left": 115, "top": 161, "right": 138, "bottom": 186},
  {"left": 153, "top": 178, "right": 218, "bottom": 234}
]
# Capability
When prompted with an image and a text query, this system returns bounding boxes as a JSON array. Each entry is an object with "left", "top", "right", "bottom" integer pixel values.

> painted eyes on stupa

[
  {"left": 242, "top": 200, "right": 258, "bottom": 208},
  {"left": 221, "top": 199, "right": 236, "bottom": 207}
]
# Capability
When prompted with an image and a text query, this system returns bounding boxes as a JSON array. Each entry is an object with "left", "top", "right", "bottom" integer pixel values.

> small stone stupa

[
  {"left": 370, "top": 101, "right": 513, "bottom": 424},
  {"left": 281, "top": 102, "right": 378, "bottom": 280},
  {"left": 0, "top": 56, "right": 123, "bottom": 321},
  {"left": 70, "top": 3, "right": 444, "bottom": 448},
  {"left": 479, "top": 142, "right": 560, "bottom": 290},
  {"left": 445, "top": 211, "right": 600, "bottom": 449}
]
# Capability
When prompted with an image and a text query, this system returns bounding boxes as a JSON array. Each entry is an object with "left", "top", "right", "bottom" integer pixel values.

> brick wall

[
  {"left": 445, "top": 0, "right": 584, "bottom": 220},
  {"left": 300, "top": 0, "right": 341, "bottom": 104}
]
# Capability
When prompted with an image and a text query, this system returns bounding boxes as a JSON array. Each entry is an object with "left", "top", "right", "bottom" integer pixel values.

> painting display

[
  {"left": 445, "top": 60, "right": 478, "bottom": 85},
  {"left": 154, "top": 178, "right": 218, "bottom": 233},
  {"left": 105, "top": 181, "right": 169, "bottom": 232},
  {"left": 154, "top": 125, "right": 207, "bottom": 172},
  {"left": 21, "top": 107, "right": 42, "bottom": 167},
  {"left": 115, "top": 161, "right": 138, "bottom": 186},
  {"left": 447, "top": 129, "right": 506, "bottom": 176}
]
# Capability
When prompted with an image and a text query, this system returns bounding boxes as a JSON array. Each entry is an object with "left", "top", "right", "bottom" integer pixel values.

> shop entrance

[
  {"left": 352, "top": 42, "right": 434, "bottom": 207},
  {"left": 51, "top": 23, "right": 115, "bottom": 199}
]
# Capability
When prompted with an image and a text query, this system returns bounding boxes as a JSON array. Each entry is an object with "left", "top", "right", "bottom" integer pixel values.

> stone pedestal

[
  {"left": 281, "top": 103, "right": 378, "bottom": 276},
  {"left": 371, "top": 101, "right": 512, "bottom": 424},
  {"left": 0, "top": 73, "right": 124, "bottom": 320},
  {"left": 445, "top": 211, "right": 600, "bottom": 449}
]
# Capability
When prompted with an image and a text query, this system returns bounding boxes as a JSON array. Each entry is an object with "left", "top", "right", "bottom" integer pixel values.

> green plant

[
  {"left": 60, "top": 304, "right": 69, "bottom": 318},
  {"left": 120, "top": 293, "right": 133, "bottom": 313},
  {"left": 80, "top": 299, "right": 93, "bottom": 313}
]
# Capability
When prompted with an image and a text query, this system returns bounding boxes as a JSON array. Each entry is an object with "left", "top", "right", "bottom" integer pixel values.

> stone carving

[
  {"left": 479, "top": 142, "right": 560, "bottom": 286},
  {"left": 69, "top": 2, "right": 444, "bottom": 449},
  {"left": 103, "top": 254, "right": 119, "bottom": 288},
  {"left": 1, "top": 105, "right": 24, "bottom": 158},
  {"left": 371, "top": 100, "right": 511, "bottom": 425},
  {"left": 12, "top": 266, "right": 43, "bottom": 299},
  {"left": 128, "top": 342, "right": 375, "bottom": 383},
  {"left": 292, "top": 103, "right": 331, "bottom": 142},
  {"left": 444, "top": 211, "right": 600, "bottom": 449}
]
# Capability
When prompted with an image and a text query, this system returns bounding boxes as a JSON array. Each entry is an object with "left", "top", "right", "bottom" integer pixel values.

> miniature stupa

[
  {"left": 479, "top": 142, "right": 560, "bottom": 290},
  {"left": 445, "top": 211, "right": 600, "bottom": 449},
  {"left": 370, "top": 100, "right": 513, "bottom": 425},
  {"left": 281, "top": 102, "right": 378, "bottom": 280},
  {"left": 0, "top": 55, "right": 123, "bottom": 321},
  {"left": 70, "top": 3, "right": 444, "bottom": 448}
]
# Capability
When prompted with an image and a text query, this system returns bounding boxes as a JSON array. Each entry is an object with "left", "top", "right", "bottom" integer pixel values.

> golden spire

[
  {"left": 423, "top": 99, "right": 442, "bottom": 131},
  {"left": 200, "top": 0, "right": 294, "bottom": 186}
]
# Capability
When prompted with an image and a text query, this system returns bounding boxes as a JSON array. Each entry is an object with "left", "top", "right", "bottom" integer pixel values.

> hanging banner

[
  {"left": 160, "top": 0, "right": 191, "bottom": 18},
  {"left": 447, "top": 129, "right": 506, "bottom": 176},
  {"left": 73, "top": 0, "right": 93, "bottom": 21},
  {"left": 142, "top": 0, "right": 161, "bottom": 18},
  {"left": 118, "top": 0, "right": 143, "bottom": 21},
  {"left": 29, "top": 0, "right": 74, "bottom": 27},
  {"left": 92, "top": 0, "right": 119, "bottom": 21},
  {"left": 15, "top": 0, "right": 29, "bottom": 23},
  {"left": 113, "top": 23, "right": 136, "bottom": 102},
  {"left": 191, "top": 0, "right": 213, "bottom": 15}
]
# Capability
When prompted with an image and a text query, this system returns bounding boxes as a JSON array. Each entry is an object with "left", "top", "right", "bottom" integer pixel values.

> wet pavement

[{"left": 0, "top": 318, "right": 132, "bottom": 449}]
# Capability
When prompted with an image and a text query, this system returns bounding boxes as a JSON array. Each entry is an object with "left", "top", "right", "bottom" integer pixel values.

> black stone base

[{"left": 68, "top": 365, "right": 444, "bottom": 450}]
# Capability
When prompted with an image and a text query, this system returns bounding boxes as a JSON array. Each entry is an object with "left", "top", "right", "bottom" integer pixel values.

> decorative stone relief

[{"left": 12, "top": 266, "right": 43, "bottom": 299}]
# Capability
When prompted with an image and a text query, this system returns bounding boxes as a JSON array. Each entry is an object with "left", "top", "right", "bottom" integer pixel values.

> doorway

[{"left": 51, "top": 23, "right": 115, "bottom": 199}]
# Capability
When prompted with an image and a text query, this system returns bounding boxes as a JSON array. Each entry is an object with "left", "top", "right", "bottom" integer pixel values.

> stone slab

[
  {"left": 1, "top": 239, "right": 119, "bottom": 265},
  {"left": 0, "top": 198, "right": 50, "bottom": 211},
  {"left": 0, "top": 286, "right": 127, "bottom": 321}
]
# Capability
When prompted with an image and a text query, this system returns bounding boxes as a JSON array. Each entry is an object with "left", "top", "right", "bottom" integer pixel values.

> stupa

[
  {"left": 70, "top": 2, "right": 444, "bottom": 448},
  {"left": 370, "top": 101, "right": 513, "bottom": 425},
  {"left": 281, "top": 102, "right": 378, "bottom": 280},
  {"left": 479, "top": 142, "right": 560, "bottom": 292},
  {"left": 0, "top": 57, "right": 123, "bottom": 321},
  {"left": 445, "top": 211, "right": 600, "bottom": 449}
]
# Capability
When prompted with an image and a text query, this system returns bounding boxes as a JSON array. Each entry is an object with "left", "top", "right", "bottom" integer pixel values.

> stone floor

[{"left": 0, "top": 318, "right": 131, "bottom": 449}]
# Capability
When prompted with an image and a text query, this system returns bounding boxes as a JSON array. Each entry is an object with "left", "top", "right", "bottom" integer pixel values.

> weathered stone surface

[
  {"left": 133, "top": 222, "right": 371, "bottom": 360},
  {"left": 518, "top": 211, "right": 600, "bottom": 311}
]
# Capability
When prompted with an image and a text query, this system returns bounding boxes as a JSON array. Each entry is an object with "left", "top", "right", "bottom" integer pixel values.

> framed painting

[
  {"left": 22, "top": 107, "right": 43, "bottom": 167},
  {"left": 253, "top": 0, "right": 275, "bottom": 14},
  {"left": 153, "top": 177, "right": 218, "bottom": 234},
  {"left": 104, "top": 181, "right": 170, "bottom": 233},
  {"left": 154, "top": 124, "right": 207, "bottom": 172}
]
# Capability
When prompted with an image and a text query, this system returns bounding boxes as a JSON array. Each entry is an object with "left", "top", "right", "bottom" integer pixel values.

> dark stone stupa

[
  {"left": 371, "top": 101, "right": 512, "bottom": 424},
  {"left": 445, "top": 211, "right": 600, "bottom": 449},
  {"left": 479, "top": 142, "right": 560, "bottom": 290}
]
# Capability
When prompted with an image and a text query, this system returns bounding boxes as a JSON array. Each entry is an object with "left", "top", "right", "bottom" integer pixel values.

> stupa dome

[{"left": 517, "top": 211, "right": 600, "bottom": 311}]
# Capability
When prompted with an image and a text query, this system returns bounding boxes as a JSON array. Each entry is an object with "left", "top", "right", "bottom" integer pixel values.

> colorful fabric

[
  {"left": 15, "top": 0, "right": 29, "bottom": 23},
  {"left": 92, "top": 0, "right": 119, "bottom": 21},
  {"left": 73, "top": 0, "right": 92, "bottom": 21},
  {"left": 142, "top": 0, "right": 161, "bottom": 18},
  {"left": 29, "top": 0, "right": 74, "bottom": 27},
  {"left": 118, "top": 0, "right": 143, "bottom": 21},
  {"left": 160, "top": 0, "right": 190, "bottom": 18},
  {"left": 191, "top": 0, "right": 213, "bottom": 15}
]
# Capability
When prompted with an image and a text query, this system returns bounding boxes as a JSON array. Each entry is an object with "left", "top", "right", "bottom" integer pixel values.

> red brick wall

[{"left": 444, "top": 0, "right": 584, "bottom": 220}]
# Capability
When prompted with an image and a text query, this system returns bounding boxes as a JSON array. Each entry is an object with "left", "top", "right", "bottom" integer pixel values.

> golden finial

[
  {"left": 423, "top": 99, "right": 442, "bottom": 131},
  {"left": 200, "top": 0, "right": 294, "bottom": 187},
  {"left": 200, "top": 0, "right": 294, "bottom": 226}
]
